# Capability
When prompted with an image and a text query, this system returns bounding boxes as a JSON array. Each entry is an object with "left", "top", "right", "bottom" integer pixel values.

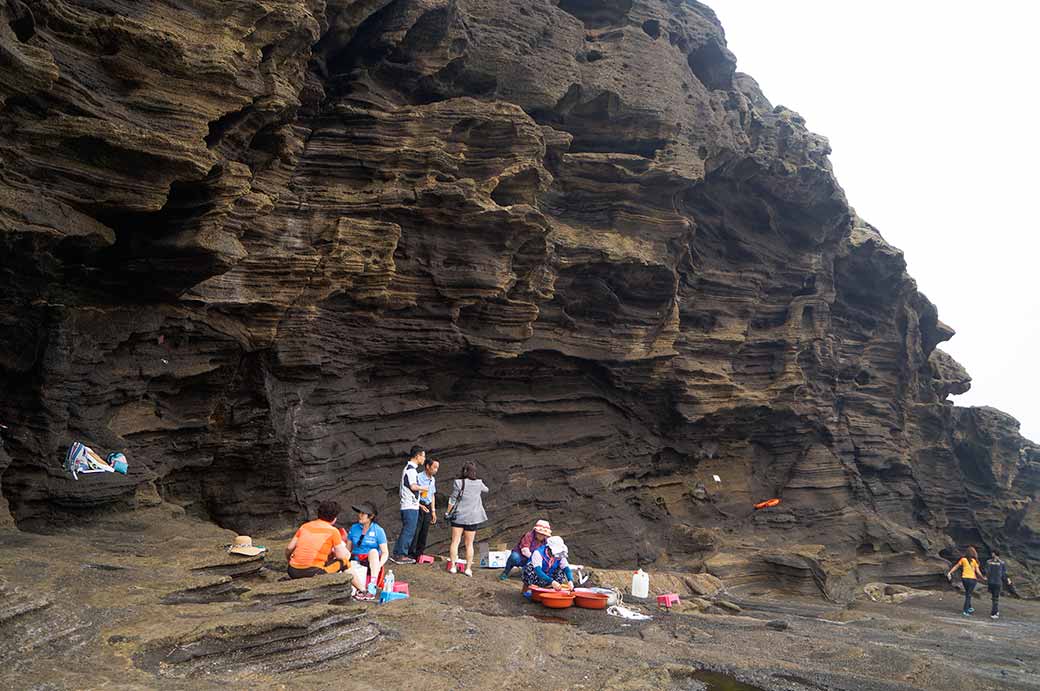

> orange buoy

[{"left": 754, "top": 498, "right": 781, "bottom": 510}]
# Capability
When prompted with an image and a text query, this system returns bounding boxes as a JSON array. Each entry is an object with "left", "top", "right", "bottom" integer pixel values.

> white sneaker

[
  {"left": 991, "top": 614, "right": 999, "bottom": 620},
  {"left": 449, "top": 564, "right": 457, "bottom": 574},
  {"left": 464, "top": 568, "right": 473, "bottom": 577}
]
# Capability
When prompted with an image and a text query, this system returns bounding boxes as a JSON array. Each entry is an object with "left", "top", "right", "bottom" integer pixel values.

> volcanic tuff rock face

[{"left": 0, "top": 0, "right": 1037, "bottom": 598}]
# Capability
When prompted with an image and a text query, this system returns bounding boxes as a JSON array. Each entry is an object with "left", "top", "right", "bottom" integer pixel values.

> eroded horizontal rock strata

[{"left": 1, "top": 0, "right": 1037, "bottom": 598}]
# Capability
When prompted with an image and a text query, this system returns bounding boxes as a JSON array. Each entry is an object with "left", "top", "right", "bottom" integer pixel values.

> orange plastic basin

[
  {"left": 540, "top": 592, "right": 575, "bottom": 609},
  {"left": 574, "top": 592, "right": 609, "bottom": 609},
  {"left": 529, "top": 586, "right": 554, "bottom": 603}
]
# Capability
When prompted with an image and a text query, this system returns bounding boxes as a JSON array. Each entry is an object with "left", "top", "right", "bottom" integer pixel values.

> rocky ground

[{"left": 1, "top": 507, "right": 1036, "bottom": 690}]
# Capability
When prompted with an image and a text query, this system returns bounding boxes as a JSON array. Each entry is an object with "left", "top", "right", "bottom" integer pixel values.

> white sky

[{"left": 707, "top": 1, "right": 1040, "bottom": 442}]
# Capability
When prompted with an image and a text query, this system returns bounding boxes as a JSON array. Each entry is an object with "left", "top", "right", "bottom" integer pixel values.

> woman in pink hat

[{"left": 499, "top": 519, "right": 552, "bottom": 580}]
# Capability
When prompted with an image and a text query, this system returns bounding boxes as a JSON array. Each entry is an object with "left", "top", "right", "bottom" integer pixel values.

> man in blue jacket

[{"left": 984, "top": 550, "right": 1012, "bottom": 619}]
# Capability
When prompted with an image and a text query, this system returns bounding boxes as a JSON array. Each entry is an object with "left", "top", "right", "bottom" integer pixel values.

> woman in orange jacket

[{"left": 946, "top": 546, "right": 982, "bottom": 616}]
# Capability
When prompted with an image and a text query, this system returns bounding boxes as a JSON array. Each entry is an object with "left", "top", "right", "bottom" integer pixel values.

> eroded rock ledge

[{"left": 0, "top": 0, "right": 1036, "bottom": 597}]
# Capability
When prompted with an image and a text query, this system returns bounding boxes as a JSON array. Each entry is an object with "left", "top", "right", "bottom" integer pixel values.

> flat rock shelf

[{"left": 0, "top": 509, "right": 1037, "bottom": 689}]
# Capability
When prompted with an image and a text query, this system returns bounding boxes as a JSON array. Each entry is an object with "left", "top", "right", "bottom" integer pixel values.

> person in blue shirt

[
  {"left": 346, "top": 501, "right": 389, "bottom": 601},
  {"left": 408, "top": 458, "right": 439, "bottom": 559}
]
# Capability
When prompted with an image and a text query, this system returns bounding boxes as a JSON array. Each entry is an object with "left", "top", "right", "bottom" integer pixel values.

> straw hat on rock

[{"left": 228, "top": 535, "right": 266, "bottom": 556}]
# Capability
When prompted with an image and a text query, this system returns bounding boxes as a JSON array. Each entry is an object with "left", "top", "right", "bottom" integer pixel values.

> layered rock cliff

[{"left": 1, "top": 0, "right": 1036, "bottom": 598}]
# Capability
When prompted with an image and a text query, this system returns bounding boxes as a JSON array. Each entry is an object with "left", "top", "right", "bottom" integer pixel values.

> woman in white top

[
  {"left": 446, "top": 461, "right": 489, "bottom": 576},
  {"left": 522, "top": 535, "right": 575, "bottom": 592}
]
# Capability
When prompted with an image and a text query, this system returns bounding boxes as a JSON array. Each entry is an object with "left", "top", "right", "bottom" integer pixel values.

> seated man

[
  {"left": 285, "top": 500, "right": 351, "bottom": 579},
  {"left": 346, "top": 501, "right": 389, "bottom": 601}
]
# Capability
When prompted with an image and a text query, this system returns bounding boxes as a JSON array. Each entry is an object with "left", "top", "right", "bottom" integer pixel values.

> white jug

[{"left": 631, "top": 569, "right": 650, "bottom": 598}]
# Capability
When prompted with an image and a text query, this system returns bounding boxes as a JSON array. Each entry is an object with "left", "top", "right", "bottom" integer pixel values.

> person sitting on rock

[
  {"left": 522, "top": 535, "right": 574, "bottom": 593},
  {"left": 500, "top": 519, "right": 551, "bottom": 581},
  {"left": 946, "top": 546, "right": 982, "bottom": 616},
  {"left": 285, "top": 500, "right": 351, "bottom": 579},
  {"left": 346, "top": 501, "right": 389, "bottom": 601}
]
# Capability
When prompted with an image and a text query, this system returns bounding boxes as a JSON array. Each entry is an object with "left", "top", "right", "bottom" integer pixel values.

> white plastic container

[
  {"left": 480, "top": 550, "right": 510, "bottom": 568},
  {"left": 631, "top": 569, "right": 650, "bottom": 598}
]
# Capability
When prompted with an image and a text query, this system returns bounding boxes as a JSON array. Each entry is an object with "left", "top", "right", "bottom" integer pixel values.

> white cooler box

[{"left": 479, "top": 550, "right": 510, "bottom": 568}]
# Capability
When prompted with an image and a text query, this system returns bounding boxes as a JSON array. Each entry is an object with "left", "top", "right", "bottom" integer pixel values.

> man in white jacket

[{"left": 390, "top": 445, "right": 425, "bottom": 564}]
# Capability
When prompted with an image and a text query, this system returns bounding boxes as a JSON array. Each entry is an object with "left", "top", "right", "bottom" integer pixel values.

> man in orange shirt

[{"left": 285, "top": 500, "right": 351, "bottom": 579}]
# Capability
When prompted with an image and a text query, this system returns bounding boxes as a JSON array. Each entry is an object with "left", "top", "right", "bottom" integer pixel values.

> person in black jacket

[{"left": 984, "top": 550, "right": 1012, "bottom": 619}]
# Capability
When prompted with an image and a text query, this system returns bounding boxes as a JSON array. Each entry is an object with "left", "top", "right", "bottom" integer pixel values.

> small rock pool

[{"left": 690, "top": 670, "right": 766, "bottom": 691}]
